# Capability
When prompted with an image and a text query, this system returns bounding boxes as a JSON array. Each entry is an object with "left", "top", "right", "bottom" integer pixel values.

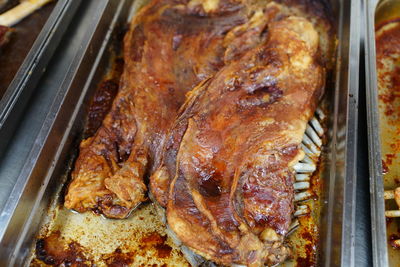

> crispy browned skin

[
  {"left": 150, "top": 0, "right": 296, "bottom": 207},
  {"left": 64, "top": 0, "right": 311, "bottom": 219},
  {"left": 152, "top": 15, "right": 324, "bottom": 266},
  {"left": 64, "top": 0, "right": 254, "bottom": 218}
]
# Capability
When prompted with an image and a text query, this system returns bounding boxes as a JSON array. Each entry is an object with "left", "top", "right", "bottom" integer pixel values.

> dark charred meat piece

[
  {"left": 151, "top": 15, "right": 324, "bottom": 266},
  {"left": 64, "top": 0, "right": 260, "bottom": 218},
  {"left": 64, "top": 0, "right": 299, "bottom": 219}
]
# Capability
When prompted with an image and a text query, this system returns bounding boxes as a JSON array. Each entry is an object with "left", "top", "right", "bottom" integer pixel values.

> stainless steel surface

[
  {"left": 364, "top": 0, "right": 397, "bottom": 266},
  {"left": 340, "top": 0, "right": 360, "bottom": 265},
  {"left": 0, "top": 0, "right": 122, "bottom": 265},
  {"left": 0, "top": 0, "right": 81, "bottom": 156},
  {"left": 355, "top": 1, "right": 373, "bottom": 261},
  {"left": 0, "top": 0, "right": 360, "bottom": 265},
  {"left": 318, "top": 0, "right": 360, "bottom": 266}
]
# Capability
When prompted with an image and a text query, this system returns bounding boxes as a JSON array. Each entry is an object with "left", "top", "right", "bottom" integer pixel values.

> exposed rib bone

[
  {"left": 0, "top": 0, "right": 53, "bottom": 27},
  {"left": 302, "top": 134, "right": 319, "bottom": 155},
  {"left": 287, "top": 219, "right": 300, "bottom": 236},
  {"left": 384, "top": 190, "right": 395, "bottom": 200},
  {"left": 295, "top": 191, "right": 313, "bottom": 202},
  {"left": 295, "top": 173, "right": 311, "bottom": 181},
  {"left": 316, "top": 107, "right": 325, "bottom": 121},
  {"left": 385, "top": 210, "right": 400, "bottom": 218},
  {"left": 289, "top": 111, "right": 323, "bottom": 238},
  {"left": 306, "top": 124, "right": 322, "bottom": 147},
  {"left": 301, "top": 143, "right": 314, "bottom": 157},
  {"left": 392, "top": 239, "right": 400, "bottom": 248},
  {"left": 294, "top": 205, "right": 309, "bottom": 217},
  {"left": 293, "top": 162, "right": 316, "bottom": 173},
  {"left": 384, "top": 188, "right": 400, "bottom": 211},
  {"left": 300, "top": 154, "right": 313, "bottom": 164},
  {"left": 294, "top": 182, "right": 310, "bottom": 190},
  {"left": 384, "top": 189, "right": 400, "bottom": 217},
  {"left": 310, "top": 116, "right": 324, "bottom": 137}
]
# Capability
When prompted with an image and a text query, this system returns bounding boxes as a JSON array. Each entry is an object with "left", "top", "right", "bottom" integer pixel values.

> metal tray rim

[
  {"left": 0, "top": 0, "right": 82, "bottom": 156},
  {"left": 364, "top": 0, "right": 389, "bottom": 266},
  {"left": 0, "top": 0, "right": 360, "bottom": 265}
]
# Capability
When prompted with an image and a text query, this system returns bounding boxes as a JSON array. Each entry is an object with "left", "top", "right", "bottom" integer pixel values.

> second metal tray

[
  {"left": 0, "top": 0, "right": 81, "bottom": 156},
  {"left": 365, "top": 0, "right": 400, "bottom": 265},
  {"left": 0, "top": 0, "right": 360, "bottom": 265}
]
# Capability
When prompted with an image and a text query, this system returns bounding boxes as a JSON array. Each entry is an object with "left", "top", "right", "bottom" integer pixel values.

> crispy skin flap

[
  {"left": 65, "top": 0, "right": 299, "bottom": 219},
  {"left": 64, "top": 0, "right": 250, "bottom": 218},
  {"left": 154, "top": 16, "right": 323, "bottom": 265}
]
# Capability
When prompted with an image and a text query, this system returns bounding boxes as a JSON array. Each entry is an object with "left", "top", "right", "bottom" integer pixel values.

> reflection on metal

[
  {"left": 0, "top": 0, "right": 359, "bottom": 266},
  {"left": 365, "top": 0, "right": 400, "bottom": 265}
]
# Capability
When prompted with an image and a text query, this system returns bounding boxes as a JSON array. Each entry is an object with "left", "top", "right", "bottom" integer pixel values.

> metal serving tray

[
  {"left": 0, "top": 0, "right": 360, "bottom": 265},
  {"left": 0, "top": 0, "right": 81, "bottom": 155},
  {"left": 365, "top": 0, "right": 400, "bottom": 266}
]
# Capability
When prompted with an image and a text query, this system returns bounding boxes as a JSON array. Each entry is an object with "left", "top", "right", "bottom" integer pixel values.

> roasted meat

[
  {"left": 62, "top": 0, "right": 333, "bottom": 265},
  {"left": 65, "top": 0, "right": 317, "bottom": 219},
  {"left": 64, "top": 0, "right": 257, "bottom": 218},
  {"left": 151, "top": 14, "right": 324, "bottom": 266}
]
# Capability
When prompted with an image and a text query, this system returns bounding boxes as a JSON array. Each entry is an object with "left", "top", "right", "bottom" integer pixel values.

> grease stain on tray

[
  {"left": 29, "top": 107, "right": 326, "bottom": 267},
  {"left": 29, "top": 0, "right": 330, "bottom": 264},
  {"left": 30, "top": 203, "right": 189, "bottom": 266},
  {"left": 376, "top": 17, "right": 400, "bottom": 264}
]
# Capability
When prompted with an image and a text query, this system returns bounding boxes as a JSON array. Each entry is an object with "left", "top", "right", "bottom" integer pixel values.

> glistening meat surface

[
  {"left": 152, "top": 15, "right": 324, "bottom": 266},
  {"left": 64, "top": 0, "right": 287, "bottom": 218}
]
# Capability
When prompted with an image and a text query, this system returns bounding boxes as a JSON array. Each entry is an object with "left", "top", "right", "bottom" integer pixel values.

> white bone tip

[
  {"left": 295, "top": 191, "right": 313, "bottom": 202},
  {"left": 294, "top": 162, "right": 316, "bottom": 173},
  {"left": 294, "top": 182, "right": 310, "bottom": 190},
  {"left": 385, "top": 210, "right": 400, "bottom": 218}
]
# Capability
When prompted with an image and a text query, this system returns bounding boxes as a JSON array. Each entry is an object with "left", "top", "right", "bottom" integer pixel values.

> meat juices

[{"left": 65, "top": 0, "right": 330, "bottom": 265}]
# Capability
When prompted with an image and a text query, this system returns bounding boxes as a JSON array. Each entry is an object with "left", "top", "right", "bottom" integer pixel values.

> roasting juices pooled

[{"left": 60, "top": 0, "right": 335, "bottom": 266}]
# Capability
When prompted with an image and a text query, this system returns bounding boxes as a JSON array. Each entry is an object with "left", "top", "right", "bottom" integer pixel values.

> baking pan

[
  {"left": 0, "top": 0, "right": 360, "bottom": 266},
  {"left": 0, "top": 0, "right": 55, "bottom": 96},
  {"left": 365, "top": 0, "right": 400, "bottom": 266},
  {"left": 0, "top": 0, "right": 81, "bottom": 156}
]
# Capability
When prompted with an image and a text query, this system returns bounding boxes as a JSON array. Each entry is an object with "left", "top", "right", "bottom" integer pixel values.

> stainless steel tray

[
  {"left": 0, "top": 0, "right": 81, "bottom": 156},
  {"left": 0, "top": 0, "right": 360, "bottom": 265},
  {"left": 365, "top": 0, "right": 400, "bottom": 266}
]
